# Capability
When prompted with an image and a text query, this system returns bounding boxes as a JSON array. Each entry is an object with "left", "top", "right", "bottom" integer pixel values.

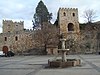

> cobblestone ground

[{"left": 0, "top": 55, "right": 100, "bottom": 75}]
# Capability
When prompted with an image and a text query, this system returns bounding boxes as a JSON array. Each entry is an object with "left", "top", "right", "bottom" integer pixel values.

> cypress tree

[{"left": 33, "top": 0, "right": 52, "bottom": 30}]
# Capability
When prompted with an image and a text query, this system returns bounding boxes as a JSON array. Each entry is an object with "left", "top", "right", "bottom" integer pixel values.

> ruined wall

[{"left": 80, "top": 24, "right": 99, "bottom": 53}]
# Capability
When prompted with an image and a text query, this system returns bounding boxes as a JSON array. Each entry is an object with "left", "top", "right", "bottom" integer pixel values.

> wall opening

[
  {"left": 5, "top": 37, "right": 7, "bottom": 41},
  {"left": 15, "top": 36, "right": 18, "bottom": 41},
  {"left": 63, "top": 12, "right": 66, "bottom": 16},
  {"left": 50, "top": 49, "right": 53, "bottom": 54},
  {"left": 68, "top": 23, "right": 74, "bottom": 31},
  {"left": 2, "top": 46, "right": 8, "bottom": 54},
  {"left": 73, "top": 13, "right": 75, "bottom": 17}
]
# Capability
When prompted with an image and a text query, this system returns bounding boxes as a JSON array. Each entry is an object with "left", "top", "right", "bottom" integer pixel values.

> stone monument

[
  {"left": 48, "top": 34, "right": 81, "bottom": 68},
  {"left": 58, "top": 38, "right": 69, "bottom": 62}
]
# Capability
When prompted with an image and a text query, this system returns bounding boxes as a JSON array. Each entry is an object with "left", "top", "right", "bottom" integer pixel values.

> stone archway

[
  {"left": 2, "top": 46, "right": 8, "bottom": 54},
  {"left": 68, "top": 23, "right": 74, "bottom": 31}
]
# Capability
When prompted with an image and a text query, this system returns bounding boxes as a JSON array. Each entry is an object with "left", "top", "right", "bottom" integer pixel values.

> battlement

[
  {"left": 3, "top": 20, "right": 24, "bottom": 25},
  {"left": 59, "top": 8, "right": 78, "bottom": 11},
  {"left": 2, "top": 20, "right": 24, "bottom": 33},
  {"left": 24, "top": 29, "right": 33, "bottom": 32}
]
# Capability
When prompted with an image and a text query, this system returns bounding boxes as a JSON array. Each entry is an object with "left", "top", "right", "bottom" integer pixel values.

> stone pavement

[{"left": 0, "top": 55, "right": 100, "bottom": 75}]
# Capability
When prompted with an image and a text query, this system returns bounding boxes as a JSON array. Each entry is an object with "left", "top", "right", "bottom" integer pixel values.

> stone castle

[
  {"left": 0, "top": 7, "right": 99, "bottom": 55},
  {"left": 0, "top": 20, "right": 34, "bottom": 54}
]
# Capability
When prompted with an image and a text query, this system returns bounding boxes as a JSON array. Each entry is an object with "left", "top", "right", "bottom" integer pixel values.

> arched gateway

[{"left": 2, "top": 46, "right": 8, "bottom": 54}]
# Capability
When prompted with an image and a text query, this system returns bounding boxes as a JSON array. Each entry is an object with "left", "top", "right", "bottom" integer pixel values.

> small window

[
  {"left": 63, "top": 12, "right": 66, "bottom": 16},
  {"left": 16, "top": 25, "right": 18, "bottom": 26},
  {"left": 15, "top": 36, "right": 18, "bottom": 41},
  {"left": 58, "top": 51, "right": 59, "bottom": 53},
  {"left": 5, "top": 37, "right": 7, "bottom": 41},
  {"left": 73, "top": 13, "right": 75, "bottom": 17},
  {"left": 8, "top": 31, "right": 10, "bottom": 33},
  {"left": 8, "top": 24, "right": 10, "bottom": 26}
]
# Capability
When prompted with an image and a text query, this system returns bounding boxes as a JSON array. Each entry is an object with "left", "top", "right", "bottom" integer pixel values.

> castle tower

[
  {"left": 58, "top": 8, "right": 80, "bottom": 40},
  {"left": 2, "top": 20, "right": 24, "bottom": 33}
]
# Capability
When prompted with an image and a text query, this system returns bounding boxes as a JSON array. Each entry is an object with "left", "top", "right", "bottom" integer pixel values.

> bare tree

[
  {"left": 33, "top": 22, "right": 59, "bottom": 54},
  {"left": 83, "top": 9, "right": 97, "bottom": 23}
]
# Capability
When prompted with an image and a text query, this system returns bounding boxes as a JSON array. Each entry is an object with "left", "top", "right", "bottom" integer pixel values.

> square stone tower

[
  {"left": 2, "top": 20, "right": 24, "bottom": 33},
  {"left": 58, "top": 8, "right": 80, "bottom": 40}
]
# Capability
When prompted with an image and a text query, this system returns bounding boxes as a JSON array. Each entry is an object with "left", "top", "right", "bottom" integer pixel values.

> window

[
  {"left": 15, "top": 36, "right": 18, "bottom": 41},
  {"left": 58, "top": 51, "right": 60, "bottom": 53},
  {"left": 5, "top": 37, "right": 7, "bottom": 41},
  {"left": 8, "top": 31, "right": 10, "bottom": 33},
  {"left": 73, "top": 13, "right": 75, "bottom": 17},
  {"left": 8, "top": 24, "right": 10, "bottom": 26},
  {"left": 16, "top": 25, "right": 18, "bottom": 26},
  {"left": 63, "top": 12, "right": 66, "bottom": 16},
  {"left": 50, "top": 49, "right": 53, "bottom": 54}
]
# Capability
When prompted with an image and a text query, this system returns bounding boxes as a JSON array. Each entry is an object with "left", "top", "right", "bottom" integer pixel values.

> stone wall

[
  {"left": 0, "top": 20, "right": 34, "bottom": 54},
  {"left": 79, "top": 24, "right": 100, "bottom": 53},
  {"left": 0, "top": 30, "right": 34, "bottom": 54}
]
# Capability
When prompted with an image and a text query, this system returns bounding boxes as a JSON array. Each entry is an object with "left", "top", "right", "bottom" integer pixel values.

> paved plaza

[{"left": 0, "top": 55, "right": 100, "bottom": 75}]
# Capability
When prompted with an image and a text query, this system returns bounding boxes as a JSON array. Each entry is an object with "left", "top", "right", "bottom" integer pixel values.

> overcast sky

[{"left": 0, "top": 0, "right": 100, "bottom": 33}]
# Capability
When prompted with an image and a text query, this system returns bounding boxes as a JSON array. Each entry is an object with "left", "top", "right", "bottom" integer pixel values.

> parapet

[
  {"left": 14, "top": 21, "right": 24, "bottom": 25},
  {"left": 24, "top": 29, "right": 33, "bottom": 32},
  {"left": 3, "top": 20, "right": 13, "bottom": 23},
  {"left": 59, "top": 7, "right": 78, "bottom": 11},
  {"left": 3, "top": 20, "right": 24, "bottom": 25}
]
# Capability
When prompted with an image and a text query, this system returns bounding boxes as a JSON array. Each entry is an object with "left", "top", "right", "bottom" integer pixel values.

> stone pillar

[
  {"left": 62, "top": 51, "right": 67, "bottom": 62},
  {"left": 60, "top": 39, "right": 67, "bottom": 62},
  {"left": 62, "top": 40, "right": 65, "bottom": 49}
]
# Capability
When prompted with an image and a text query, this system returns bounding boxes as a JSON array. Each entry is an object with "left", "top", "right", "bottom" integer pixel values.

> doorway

[{"left": 2, "top": 46, "right": 8, "bottom": 54}]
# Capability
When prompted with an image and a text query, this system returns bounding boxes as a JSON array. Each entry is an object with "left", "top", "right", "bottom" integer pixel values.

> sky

[{"left": 0, "top": 0, "right": 100, "bottom": 33}]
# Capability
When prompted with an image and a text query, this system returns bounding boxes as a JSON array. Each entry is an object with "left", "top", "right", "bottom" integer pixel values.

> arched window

[
  {"left": 68, "top": 23, "right": 74, "bottom": 31},
  {"left": 15, "top": 36, "right": 18, "bottom": 41},
  {"left": 73, "top": 13, "right": 75, "bottom": 17},
  {"left": 63, "top": 12, "right": 66, "bottom": 16},
  {"left": 5, "top": 37, "right": 7, "bottom": 41}
]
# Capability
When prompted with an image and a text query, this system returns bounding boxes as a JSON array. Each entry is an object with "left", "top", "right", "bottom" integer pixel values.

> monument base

[{"left": 48, "top": 59, "right": 81, "bottom": 68}]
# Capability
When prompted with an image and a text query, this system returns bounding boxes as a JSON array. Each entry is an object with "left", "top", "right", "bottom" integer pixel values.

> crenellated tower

[
  {"left": 58, "top": 8, "right": 80, "bottom": 40},
  {"left": 2, "top": 20, "right": 24, "bottom": 33}
]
